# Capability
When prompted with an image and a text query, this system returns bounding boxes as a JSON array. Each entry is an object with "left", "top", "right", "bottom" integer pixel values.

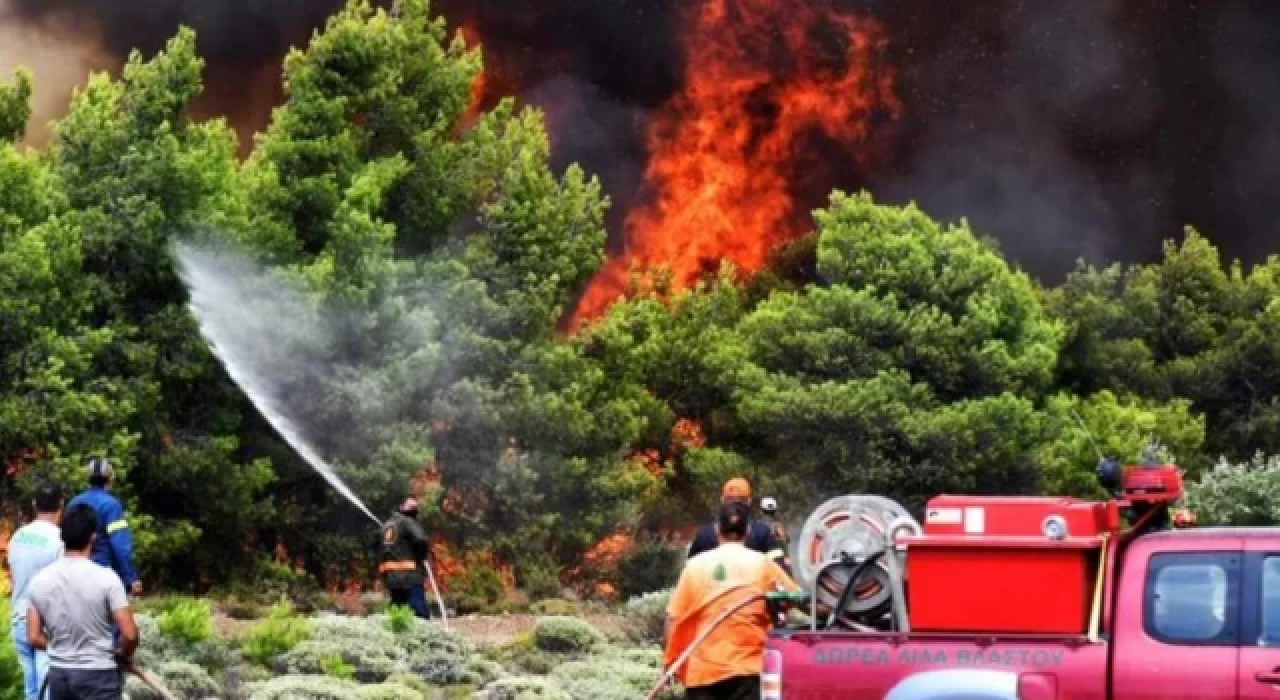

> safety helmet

[
  {"left": 760, "top": 497, "right": 778, "bottom": 514},
  {"left": 86, "top": 456, "right": 113, "bottom": 484},
  {"left": 721, "top": 477, "right": 751, "bottom": 504}
]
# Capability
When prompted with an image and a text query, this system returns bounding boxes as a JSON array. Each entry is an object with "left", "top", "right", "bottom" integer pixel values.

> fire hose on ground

[
  {"left": 642, "top": 585, "right": 765, "bottom": 700},
  {"left": 423, "top": 557, "right": 449, "bottom": 629}
]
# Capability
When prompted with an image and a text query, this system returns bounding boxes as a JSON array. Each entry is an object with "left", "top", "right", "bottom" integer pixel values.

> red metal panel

[
  {"left": 922, "top": 495, "right": 1117, "bottom": 538},
  {"left": 906, "top": 544, "right": 1096, "bottom": 634}
]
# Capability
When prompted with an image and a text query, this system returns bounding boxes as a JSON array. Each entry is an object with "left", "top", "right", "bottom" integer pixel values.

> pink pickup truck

[{"left": 762, "top": 461, "right": 1280, "bottom": 699}]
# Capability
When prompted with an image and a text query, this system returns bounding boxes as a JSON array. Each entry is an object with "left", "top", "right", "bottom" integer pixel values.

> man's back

[
  {"left": 28, "top": 558, "right": 127, "bottom": 671},
  {"left": 66, "top": 488, "right": 135, "bottom": 588},
  {"left": 380, "top": 512, "right": 427, "bottom": 587},
  {"left": 665, "top": 542, "right": 799, "bottom": 689},
  {"left": 7, "top": 520, "right": 63, "bottom": 625},
  {"left": 687, "top": 519, "right": 778, "bottom": 559}
]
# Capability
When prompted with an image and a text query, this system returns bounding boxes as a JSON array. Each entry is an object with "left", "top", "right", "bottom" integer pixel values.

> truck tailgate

[{"left": 765, "top": 631, "right": 1109, "bottom": 699}]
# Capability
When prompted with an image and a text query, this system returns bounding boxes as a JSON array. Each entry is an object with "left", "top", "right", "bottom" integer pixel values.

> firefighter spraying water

[{"left": 175, "top": 242, "right": 450, "bottom": 621}]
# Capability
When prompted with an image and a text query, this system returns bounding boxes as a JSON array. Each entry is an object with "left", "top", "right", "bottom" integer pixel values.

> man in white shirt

[{"left": 7, "top": 483, "right": 65, "bottom": 700}]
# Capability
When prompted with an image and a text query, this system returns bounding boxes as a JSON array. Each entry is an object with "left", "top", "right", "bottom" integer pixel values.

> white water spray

[{"left": 174, "top": 241, "right": 382, "bottom": 526}]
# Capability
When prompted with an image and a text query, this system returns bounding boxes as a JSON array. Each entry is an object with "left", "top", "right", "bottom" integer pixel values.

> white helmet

[{"left": 760, "top": 497, "right": 778, "bottom": 514}]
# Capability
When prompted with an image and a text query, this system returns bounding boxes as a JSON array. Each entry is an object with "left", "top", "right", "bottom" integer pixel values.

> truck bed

[{"left": 766, "top": 629, "right": 1109, "bottom": 699}]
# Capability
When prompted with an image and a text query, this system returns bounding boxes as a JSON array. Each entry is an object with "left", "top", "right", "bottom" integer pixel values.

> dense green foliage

[{"left": 2, "top": 0, "right": 1280, "bottom": 595}]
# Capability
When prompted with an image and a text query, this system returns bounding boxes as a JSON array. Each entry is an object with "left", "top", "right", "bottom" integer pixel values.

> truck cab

[{"left": 762, "top": 460, "right": 1280, "bottom": 699}]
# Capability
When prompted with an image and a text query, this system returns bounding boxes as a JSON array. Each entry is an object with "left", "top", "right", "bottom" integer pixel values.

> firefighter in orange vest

[
  {"left": 378, "top": 498, "right": 431, "bottom": 619},
  {"left": 665, "top": 500, "right": 801, "bottom": 699}
]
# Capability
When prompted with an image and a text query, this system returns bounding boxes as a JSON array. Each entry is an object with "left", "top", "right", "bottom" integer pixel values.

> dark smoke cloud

[
  {"left": 6, "top": 0, "right": 1280, "bottom": 278},
  {"left": 868, "top": 0, "right": 1280, "bottom": 278}
]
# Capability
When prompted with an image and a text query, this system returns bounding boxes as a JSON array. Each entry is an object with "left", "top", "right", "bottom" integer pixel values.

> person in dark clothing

[
  {"left": 687, "top": 478, "right": 787, "bottom": 570},
  {"left": 377, "top": 498, "right": 431, "bottom": 619}
]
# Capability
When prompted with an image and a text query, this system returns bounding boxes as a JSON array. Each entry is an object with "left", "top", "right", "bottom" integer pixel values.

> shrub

[
  {"left": 531, "top": 617, "right": 606, "bottom": 654},
  {"left": 551, "top": 658, "right": 657, "bottom": 698},
  {"left": 133, "top": 613, "right": 240, "bottom": 672},
  {"left": 468, "top": 656, "right": 506, "bottom": 685},
  {"left": 384, "top": 604, "right": 414, "bottom": 634},
  {"left": 383, "top": 673, "right": 434, "bottom": 695},
  {"left": 356, "top": 681, "right": 428, "bottom": 700},
  {"left": 157, "top": 599, "right": 215, "bottom": 646},
  {"left": 0, "top": 598, "right": 24, "bottom": 700},
  {"left": 318, "top": 653, "right": 355, "bottom": 680},
  {"left": 244, "top": 674, "right": 361, "bottom": 699},
  {"left": 621, "top": 588, "right": 671, "bottom": 645},
  {"left": 600, "top": 646, "right": 663, "bottom": 669},
  {"left": 451, "top": 564, "right": 505, "bottom": 614},
  {"left": 159, "top": 660, "right": 222, "bottom": 699},
  {"left": 477, "top": 676, "right": 570, "bottom": 700},
  {"left": 221, "top": 597, "right": 265, "bottom": 621},
  {"left": 1185, "top": 452, "right": 1280, "bottom": 525},
  {"left": 251, "top": 556, "right": 322, "bottom": 604},
  {"left": 242, "top": 602, "right": 310, "bottom": 666},
  {"left": 275, "top": 615, "right": 473, "bottom": 684},
  {"left": 516, "top": 556, "right": 564, "bottom": 601},
  {"left": 376, "top": 615, "right": 472, "bottom": 658},
  {"left": 123, "top": 660, "right": 222, "bottom": 700},
  {"left": 615, "top": 539, "right": 682, "bottom": 599},
  {"left": 274, "top": 639, "right": 404, "bottom": 684},
  {"left": 485, "top": 634, "right": 557, "bottom": 675},
  {"left": 528, "top": 599, "right": 580, "bottom": 617}
]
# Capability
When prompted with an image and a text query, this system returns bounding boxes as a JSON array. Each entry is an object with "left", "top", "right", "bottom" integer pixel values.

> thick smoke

[
  {"left": 6, "top": 0, "right": 1280, "bottom": 277},
  {"left": 0, "top": 0, "right": 113, "bottom": 145}
]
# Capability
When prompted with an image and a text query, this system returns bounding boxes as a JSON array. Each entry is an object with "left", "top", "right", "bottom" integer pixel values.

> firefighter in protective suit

[{"left": 378, "top": 498, "right": 431, "bottom": 619}]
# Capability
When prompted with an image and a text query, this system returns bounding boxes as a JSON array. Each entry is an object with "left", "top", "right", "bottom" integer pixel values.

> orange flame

[{"left": 569, "top": 0, "right": 900, "bottom": 329}]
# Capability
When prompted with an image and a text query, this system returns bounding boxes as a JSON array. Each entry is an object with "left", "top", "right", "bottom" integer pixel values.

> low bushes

[
  {"left": 531, "top": 617, "right": 606, "bottom": 654},
  {"left": 451, "top": 563, "right": 507, "bottom": 614},
  {"left": 244, "top": 674, "right": 361, "bottom": 699},
  {"left": 125, "top": 660, "right": 221, "bottom": 700},
  {"left": 156, "top": 599, "right": 216, "bottom": 646},
  {"left": 615, "top": 539, "right": 683, "bottom": 599},
  {"left": 242, "top": 603, "right": 310, "bottom": 666},
  {"left": 621, "top": 589, "right": 670, "bottom": 645},
  {"left": 476, "top": 675, "right": 571, "bottom": 700},
  {"left": 551, "top": 658, "right": 655, "bottom": 699}
]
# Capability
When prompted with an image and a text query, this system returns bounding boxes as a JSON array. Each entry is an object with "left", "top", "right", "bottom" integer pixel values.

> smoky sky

[{"left": 6, "top": 0, "right": 1280, "bottom": 280}]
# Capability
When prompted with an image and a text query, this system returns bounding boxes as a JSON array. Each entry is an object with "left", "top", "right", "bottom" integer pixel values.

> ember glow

[{"left": 565, "top": 0, "right": 902, "bottom": 330}]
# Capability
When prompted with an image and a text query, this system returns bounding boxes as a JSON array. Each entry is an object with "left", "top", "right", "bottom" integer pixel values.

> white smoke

[{"left": 173, "top": 239, "right": 382, "bottom": 525}]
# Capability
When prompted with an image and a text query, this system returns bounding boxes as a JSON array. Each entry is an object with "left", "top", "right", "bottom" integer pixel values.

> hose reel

[{"left": 793, "top": 495, "right": 921, "bottom": 629}]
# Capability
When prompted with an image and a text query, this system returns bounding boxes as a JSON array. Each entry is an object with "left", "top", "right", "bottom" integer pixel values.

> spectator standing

[{"left": 7, "top": 483, "right": 65, "bottom": 700}]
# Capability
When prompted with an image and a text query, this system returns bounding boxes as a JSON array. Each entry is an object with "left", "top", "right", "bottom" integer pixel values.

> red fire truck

[{"left": 762, "top": 458, "right": 1280, "bottom": 699}]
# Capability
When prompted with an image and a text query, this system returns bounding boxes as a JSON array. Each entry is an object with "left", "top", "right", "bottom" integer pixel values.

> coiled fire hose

[{"left": 642, "top": 586, "right": 765, "bottom": 700}]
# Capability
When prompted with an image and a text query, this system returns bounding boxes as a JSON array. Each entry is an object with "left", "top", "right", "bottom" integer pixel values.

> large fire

[{"left": 565, "top": 0, "right": 902, "bottom": 330}]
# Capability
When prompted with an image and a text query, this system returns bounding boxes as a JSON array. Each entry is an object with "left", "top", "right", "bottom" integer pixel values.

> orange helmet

[{"left": 721, "top": 477, "right": 751, "bottom": 504}]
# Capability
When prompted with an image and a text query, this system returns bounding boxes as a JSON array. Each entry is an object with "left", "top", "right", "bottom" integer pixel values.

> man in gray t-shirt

[{"left": 27, "top": 505, "right": 138, "bottom": 700}]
